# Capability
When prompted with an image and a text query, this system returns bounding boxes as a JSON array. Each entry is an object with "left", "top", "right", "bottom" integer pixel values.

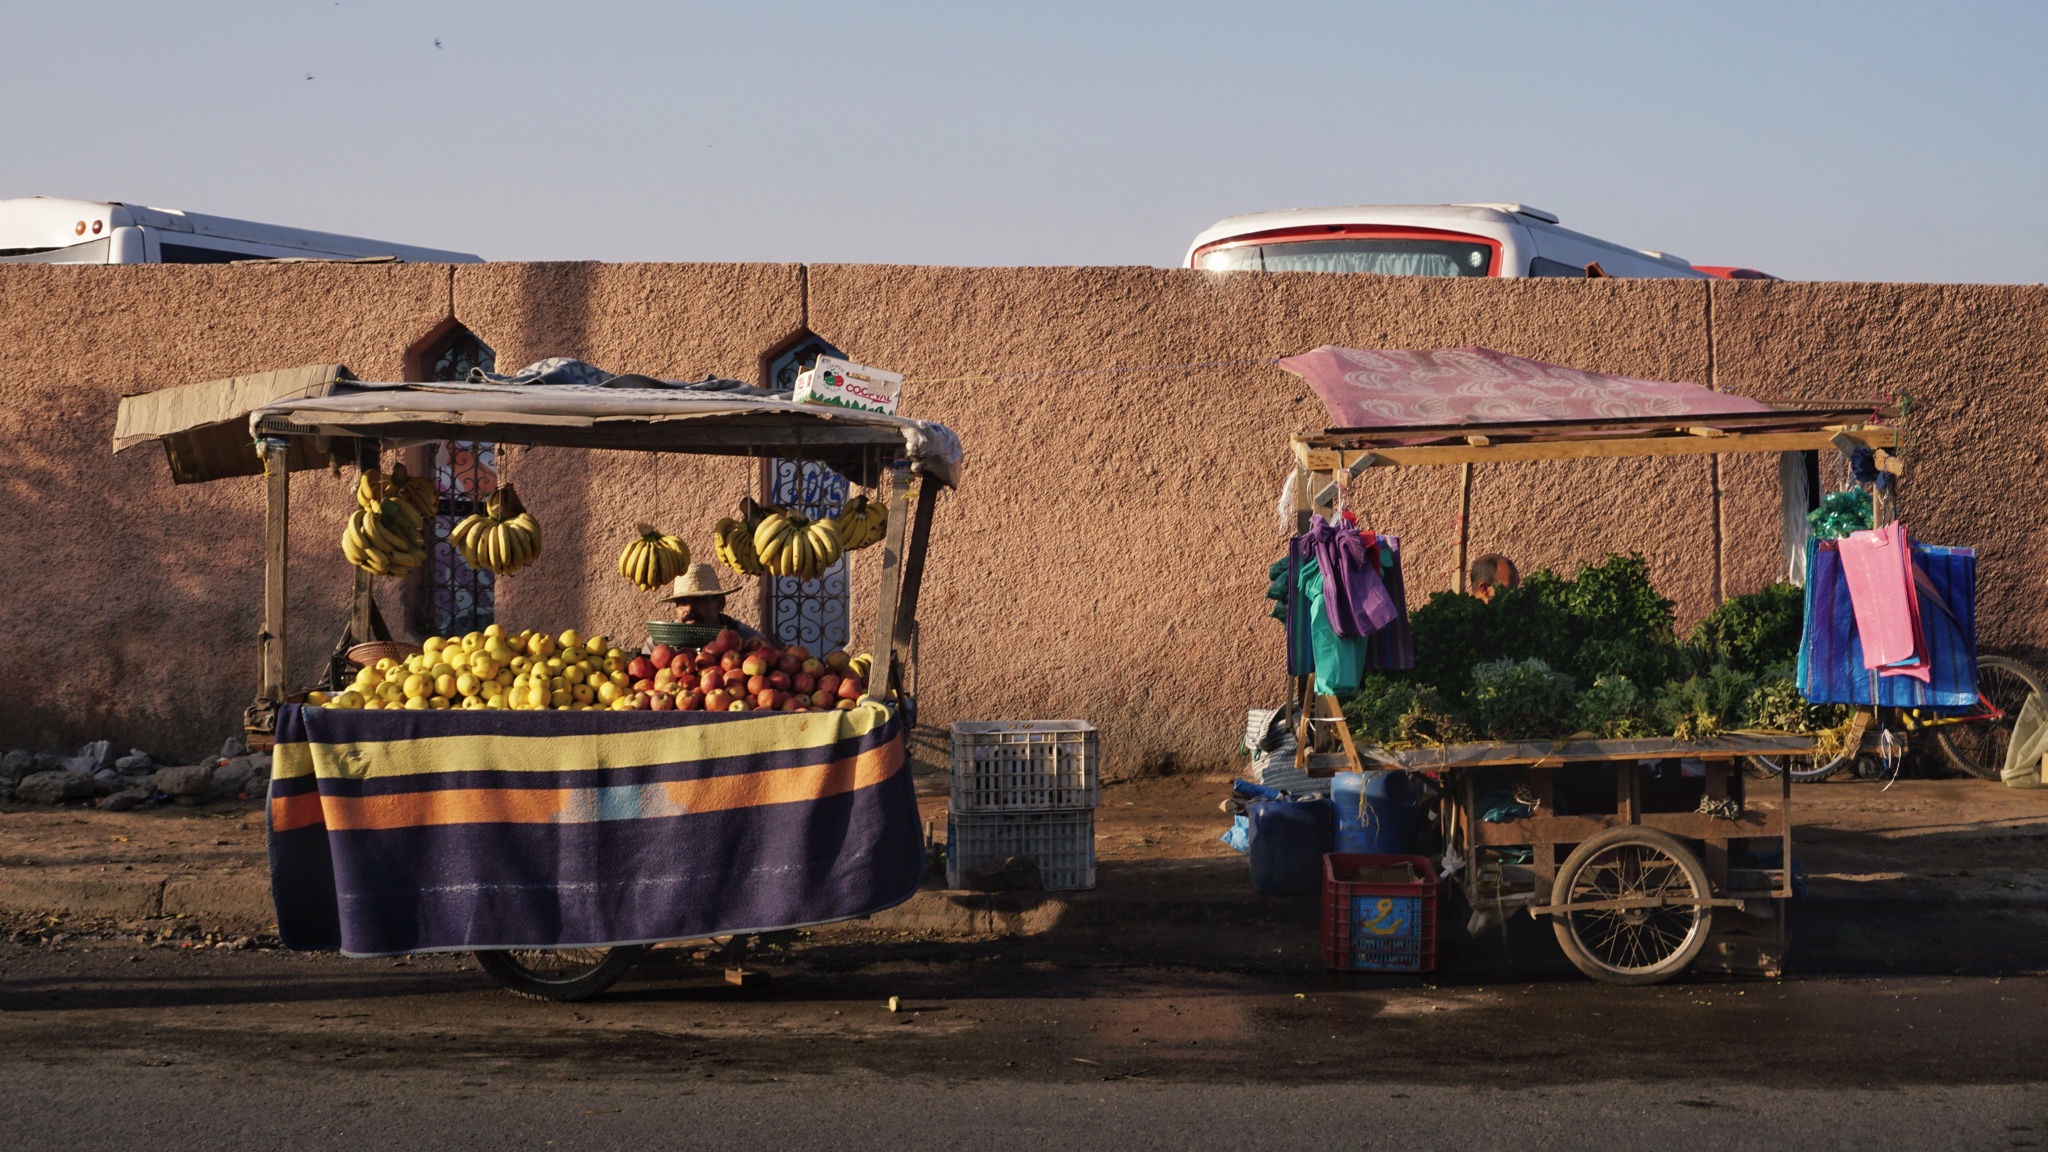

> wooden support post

[
  {"left": 1453, "top": 462, "right": 1473, "bottom": 593},
  {"left": 1780, "top": 757, "right": 1795, "bottom": 898},
  {"left": 891, "top": 478, "right": 941, "bottom": 701},
  {"left": 892, "top": 478, "right": 940, "bottom": 650},
  {"left": 863, "top": 459, "right": 912, "bottom": 703},
  {"left": 1616, "top": 761, "right": 1639, "bottom": 825},
  {"left": 1293, "top": 465, "right": 1312, "bottom": 536},
  {"left": 1459, "top": 768, "right": 1482, "bottom": 907},
  {"left": 1704, "top": 761, "right": 1731, "bottom": 889},
  {"left": 348, "top": 570, "right": 374, "bottom": 647},
  {"left": 260, "top": 438, "right": 291, "bottom": 703},
  {"left": 1531, "top": 767, "right": 1556, "bottom": 896}
]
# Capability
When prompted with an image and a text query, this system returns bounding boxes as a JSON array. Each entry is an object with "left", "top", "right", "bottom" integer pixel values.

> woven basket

[{"left": 346, "top": 640, "right": 424, "bottom": 668}]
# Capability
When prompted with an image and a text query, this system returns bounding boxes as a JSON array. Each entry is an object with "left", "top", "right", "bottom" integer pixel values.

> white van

[
  {"left": 1186, "top": 203, "right": 1771, "bottom": 280},
  {"left": 0, "top": 196, "right": 482, "bottom": 265}
]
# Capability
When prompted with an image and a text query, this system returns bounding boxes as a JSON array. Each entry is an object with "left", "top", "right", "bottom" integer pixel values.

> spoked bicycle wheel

[
  {"left": 473, "top": 945, "right": 646, "bottom": 1002},
  {"left": 1936, "top": 655, "right": 2048, "bottom": 781},
  {"left": 1549, "top": 827, "right": 1714, "bottom": 985},
  {"left": 1744, "top": 751, "right": 1850, "bottom": 783}
]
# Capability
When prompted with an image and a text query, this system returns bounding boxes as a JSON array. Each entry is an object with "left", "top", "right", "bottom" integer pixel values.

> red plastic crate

[{"left": 1321, "top": 852, "right": 1439, "bottom": 972}]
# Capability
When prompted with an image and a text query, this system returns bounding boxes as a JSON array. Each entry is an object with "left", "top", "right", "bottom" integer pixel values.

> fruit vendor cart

[
  {"left": 1277, "top": 346, "right": 1906, "bottom": 985},
  {"left": 117, "top": 365, "right": 960, "bottom": 1000}
]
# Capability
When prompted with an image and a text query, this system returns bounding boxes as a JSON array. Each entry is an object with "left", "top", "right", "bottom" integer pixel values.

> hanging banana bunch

[
  {"left": 753, "top": 508, "right": 844, "bottom": 581},
  {"left": 355, "top": 463, "right": 438, "bottom": 521},
  {"left": 342, "top": 491, "right": 429, "bottom": 578},
  {"left": 712, "top": 497, "right": 773, "bottom": 576},
  {"left": 831, "top": 493, "right": 889, "bottom": 551},
  {"left": 452, "top": 483, "right": 542, "bottom": 575},
  {"left": 618, "top": 523, "right": 689, "bottom": 590}
]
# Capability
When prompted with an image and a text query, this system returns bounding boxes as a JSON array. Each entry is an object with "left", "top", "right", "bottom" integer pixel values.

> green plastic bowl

[{"left": 646, "top": 621, "right": 723, "bottom": 650}]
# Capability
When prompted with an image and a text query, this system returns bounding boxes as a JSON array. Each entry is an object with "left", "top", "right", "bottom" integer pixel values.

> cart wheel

[
  {"left": 1743, "top": 751, "right": 1847, "bottom": 783},
  {"left": 1935, "top": 655, "right": 2047, "bottom": 781},
  {"left": 473, "top": 945, "right": 646, "bottom": 1002},
  {"left": 1549, "top": 827, "right": 1714, "bottom": 985}
]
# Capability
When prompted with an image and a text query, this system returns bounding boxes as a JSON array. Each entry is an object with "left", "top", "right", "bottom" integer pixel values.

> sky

[{"left": 3, "top": 1, "right": 2044, "bottom": 281}]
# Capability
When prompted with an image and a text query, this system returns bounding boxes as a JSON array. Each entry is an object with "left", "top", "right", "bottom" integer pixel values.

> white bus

[
  {"left": 1186, "top": 203, "right": 1773, "bottom": 280},
  {"left": 0, "top": 196, "right": 482, "bottom": 265}
]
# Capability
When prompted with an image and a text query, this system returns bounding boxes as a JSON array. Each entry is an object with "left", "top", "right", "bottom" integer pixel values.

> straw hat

[{"left": 659, "top": 562, "right": 738, "bottom": 602}]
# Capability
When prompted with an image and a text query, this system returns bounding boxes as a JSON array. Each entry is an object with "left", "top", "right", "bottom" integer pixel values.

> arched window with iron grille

[{"left": 412, "top": 326, "right": 498, "bottom": 637}]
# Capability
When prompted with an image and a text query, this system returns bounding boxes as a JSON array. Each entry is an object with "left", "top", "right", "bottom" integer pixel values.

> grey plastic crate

[
  {"left": 949, "top": 720, "right": 1100, "bottom": 812},
  {"left": 946, "top": 810, "right": 1096, "bottom": 892}
]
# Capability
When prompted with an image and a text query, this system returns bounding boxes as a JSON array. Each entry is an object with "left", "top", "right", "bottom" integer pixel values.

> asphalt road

[{"left": 5, "top": 931, "right": 2047, "bottom": 1151}]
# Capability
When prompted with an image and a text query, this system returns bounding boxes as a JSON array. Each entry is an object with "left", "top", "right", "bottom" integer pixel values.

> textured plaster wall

[
  {"left": 2, "top": 262, "right": 2043, "bottom": 774},
  {"left": 0, "top": 263, "right": 454, "bottom": 756}
]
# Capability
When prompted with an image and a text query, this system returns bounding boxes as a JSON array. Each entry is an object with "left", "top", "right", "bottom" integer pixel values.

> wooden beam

[
  {"left": 260, "top": 439, "right": 290, "bottom": 703},
  {"left": 863, "top": 460, "right": 912, "bottom": 705},
  {"left": 1470, "top": 808, "right": 1785, "bottom": 847},
  {"left": 1351, "top": 732, "right": 1818, "bottom": 771},
  {"left": 892, "top": 477, "right": 941, "bottom": 651},
  {"left": 1293, "top": 426, "right": 1898, "bottom": 469},
  {"left": 1452, "top": 462, "right": 1473, "bottom": 593}
]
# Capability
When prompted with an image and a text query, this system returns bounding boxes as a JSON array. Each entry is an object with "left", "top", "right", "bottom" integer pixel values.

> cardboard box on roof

[{"left": 794, "top": 356, "right": 902, "bottom": 415}]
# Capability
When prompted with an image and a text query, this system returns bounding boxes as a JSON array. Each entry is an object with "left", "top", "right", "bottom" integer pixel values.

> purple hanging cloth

[{"left": 1304, "top": 515, "right": 1398, "bottom": 637}]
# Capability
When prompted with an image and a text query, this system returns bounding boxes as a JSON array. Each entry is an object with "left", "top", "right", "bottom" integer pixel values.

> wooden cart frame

[
  {"left": 244, "top": 400, "right": 949, "bottom": 736},
  {"left": 196, "top": 386, "right": 956, "bottom": 999},
  {"left": 1286, "top": 405, "right": 1901, "bottom": 983}
]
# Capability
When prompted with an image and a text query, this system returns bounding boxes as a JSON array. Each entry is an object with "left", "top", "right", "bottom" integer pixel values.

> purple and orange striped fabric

[{"left": 266, "top": 702, "right": 923, "bottom": 956}]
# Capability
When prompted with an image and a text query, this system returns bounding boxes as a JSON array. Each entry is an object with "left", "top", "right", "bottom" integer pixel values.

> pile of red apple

[{"left": 624, "top": 627, "right": 868, "bottom": 713}]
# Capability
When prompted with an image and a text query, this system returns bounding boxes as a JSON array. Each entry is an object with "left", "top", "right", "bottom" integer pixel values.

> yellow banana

[
  {"left": 362, "top": 511, "right": 404, "bottom": 553},
  {"left": 753, "top": 514, "right": 788, "bottom": 560}
]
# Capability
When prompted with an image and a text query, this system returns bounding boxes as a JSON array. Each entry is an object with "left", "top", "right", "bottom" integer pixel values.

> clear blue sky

[{"left": 6, "top": 1, "right": 2043, "bottom": 281}]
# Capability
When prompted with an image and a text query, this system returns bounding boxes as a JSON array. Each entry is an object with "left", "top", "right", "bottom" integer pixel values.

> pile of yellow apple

[
  {"left": 313, "top": 626, "right": 637, "bottom": 711},
  {"left": 308, "top": 626, "right": 878, "bottom": 714}
]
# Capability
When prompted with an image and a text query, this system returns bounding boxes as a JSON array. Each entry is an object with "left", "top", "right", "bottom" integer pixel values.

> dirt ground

[{"left": 4, "top": 770, "right": 2047, "bottom": 891}]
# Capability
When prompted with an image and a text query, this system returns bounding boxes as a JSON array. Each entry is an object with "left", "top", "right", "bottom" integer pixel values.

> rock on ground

[
  {"left": 1, "top": 749, "right": 34, "bottom": 785},
  {"left": 15, "top": 770, "right": 97, "bottom": 805},
  {"left": 151, "top": 764, "right": 214, "bottom": 799},
  {"left": 113, "top": 750, "right": 152, "bottom": 772},
  {"left": 98, "top": 789, "right": 151, "bottom": 812},
  {"left": 210, "top": 758, "right": 257, "bottom": 801}
]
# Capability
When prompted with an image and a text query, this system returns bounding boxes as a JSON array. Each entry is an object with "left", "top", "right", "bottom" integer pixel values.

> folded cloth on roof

[
  {"left": 469, "top": 357, "right": 786, "bottom": 398},
  {"left": 1276, "top": 346, "right": 1774, "bottom": 434},
  {"left": 266, "top": 702, "right": 923, "bottom": 956}
]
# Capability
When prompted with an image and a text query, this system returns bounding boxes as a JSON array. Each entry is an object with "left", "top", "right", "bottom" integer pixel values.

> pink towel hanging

[{"left": 1837, "top": 522, "right": 1932, "bottom": 683}]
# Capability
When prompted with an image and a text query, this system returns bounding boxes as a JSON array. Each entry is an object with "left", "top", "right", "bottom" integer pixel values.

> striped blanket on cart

[{"left": 267, "top": 702, "right": 922, "bottom": 957}]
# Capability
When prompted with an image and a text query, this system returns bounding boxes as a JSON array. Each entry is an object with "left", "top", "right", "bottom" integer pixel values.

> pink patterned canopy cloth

[{"left": 1278, "top": 346, "right": 1774, "bottom": 433}]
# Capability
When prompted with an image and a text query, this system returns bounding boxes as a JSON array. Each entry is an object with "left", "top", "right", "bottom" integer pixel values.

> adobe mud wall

[{"left": 2, "top": 263, "right": 2043, "bottom": 776}]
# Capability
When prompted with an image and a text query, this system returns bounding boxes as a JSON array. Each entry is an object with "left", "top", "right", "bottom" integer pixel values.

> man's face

[{"left": 677, "top": 594, "right": 724, "bottom": 622}]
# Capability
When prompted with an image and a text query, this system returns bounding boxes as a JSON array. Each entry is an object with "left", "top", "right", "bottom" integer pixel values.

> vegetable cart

[
  {"left": 118, "top": 367, "right": 959, "bottom": 1000},
  {"left": 1278, "top": 346, "right": 1909, "bottom": 984}
]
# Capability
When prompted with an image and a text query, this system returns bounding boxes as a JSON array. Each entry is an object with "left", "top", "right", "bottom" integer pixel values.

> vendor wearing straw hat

[{"left": 660, "top": 562, "right": 763, "bottom": 640}]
